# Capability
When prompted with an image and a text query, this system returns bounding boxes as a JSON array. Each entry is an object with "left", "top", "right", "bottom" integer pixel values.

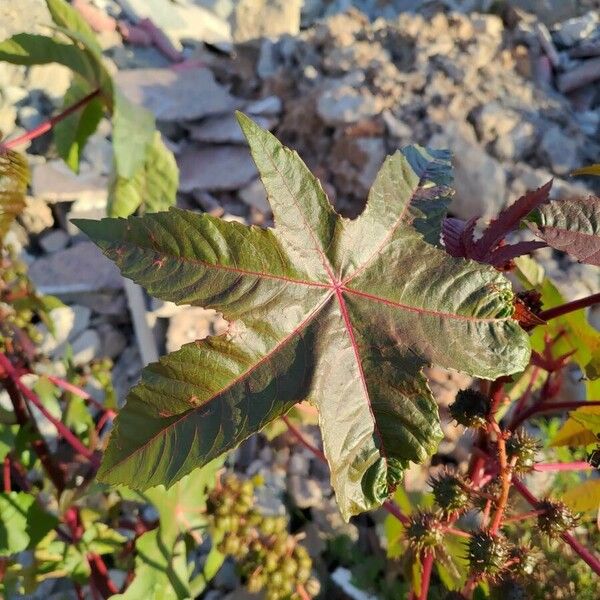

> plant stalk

[
  {"left": 418, "top": 551, "right": 434, "bottom": 600},
  {"left": 510, "top": 400, "right": 600, "bottom": 431},
  {"left": 533, "top": 461, "right": 592, "bottom": 472},
  {"left": 537, "top": 292, "right": 600, "bottom": 322},
  {"left": 2, "top": 89, "right": 101, "bottom": 150}
]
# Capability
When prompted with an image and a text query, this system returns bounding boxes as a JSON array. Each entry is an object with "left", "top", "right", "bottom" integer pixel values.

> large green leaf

[
  {"left": 109, "top": 131, "right": 178, "bottom": 217},
  {"left": 526, "top": 196, "right": 600, "bottom": 266},
  {"left": 76, "top": 114, "right": 530, "bottom": 519}
]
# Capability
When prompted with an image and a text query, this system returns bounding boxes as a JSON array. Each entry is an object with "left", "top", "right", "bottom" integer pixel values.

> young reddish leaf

[
  {"left": 442, "top": 217, "right": 477, "bottom": 258},
  {"left": 473, "top": 181, "right": 552, "bottom": 258},
  {"left": 526, "top": 195, "right": 600, "bottom": 266},
  {"left": 75, "top": 115, "right": 530, "bottom": 520}
]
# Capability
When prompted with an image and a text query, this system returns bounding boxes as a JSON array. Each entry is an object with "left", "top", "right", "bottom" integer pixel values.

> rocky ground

[{"left": 1, "top": 2, "right": 600, "bottom": 596}]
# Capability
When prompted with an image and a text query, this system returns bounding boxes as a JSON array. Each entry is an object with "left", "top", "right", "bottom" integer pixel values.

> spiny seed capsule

[
  {"left": 508, "top": 544, "right": 537, "bottom": 577},
  {"left": 449, "top": 389, "right": 490, "bottom": 428},
  {"left": 506, "top": 430, "right": 540, "bottom": 473},
  {"left": 468, "top": 531, "right": 509, "bottom": 577},
  {"left": 537, "top": 500, "right": 579, "bottom": 538},
  {"left": 405, "top": 511, "right": 444, "bottom": 553},
  {"left": 429, "top": 471, "right": 471, "bottom": 515}
]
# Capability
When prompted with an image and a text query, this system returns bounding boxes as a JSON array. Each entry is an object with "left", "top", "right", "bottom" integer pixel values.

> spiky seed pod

[
  {"left": 505, "top": 430, "right": 540, "bottom": 473},
  {"left": 537, "top": 500, "right": 579, "bottom": 538},
  {"left": 474, "top": 479, "right": 503, "bottom": 512},
  {"left": 468, "top": 531, "right": 510, "bottom": 577},
  {"left": 429, "top": 470, "right": 471, "bottom": 515},
  {"left": 449, "top": 389, "right": 490, "bottom": 428},
  {"left": 405, "top": 511, "right": 444, "bottom": 553},
  {"left": 508, "top": 544, "right": 538, "bottom": 577}
]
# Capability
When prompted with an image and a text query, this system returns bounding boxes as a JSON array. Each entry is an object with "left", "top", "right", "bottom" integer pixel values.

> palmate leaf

[
  {"left": 0, "top": 149, "right": 28, "bottom": 242},
  {"left": 526, "top": 196, "right": 600, "bottom": 265},
  {"left": 76, "top": 114, "right": 530, "bottom": 520}
]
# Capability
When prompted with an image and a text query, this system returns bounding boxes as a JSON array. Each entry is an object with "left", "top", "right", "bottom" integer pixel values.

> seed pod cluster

[
  {"left": 405, "top": 511, "right": 444, "bottom": 553},
  {"left": 429, "top": 470, "right": 471, "bottom": 516},
  {"left": 537, "top": 500, "right": 579, "bottom": 538},
  {"left": 449, "top": 389, "right": 490, "bottom": 429},
  {"left": 505, "top": 430, "right": 540, "bottom": 473},
  {"left": 208, "top": 474, "right": 318, "bottom": 600},
  {"left": 468, "top": 531, "right": 510, "bottom": 578}
]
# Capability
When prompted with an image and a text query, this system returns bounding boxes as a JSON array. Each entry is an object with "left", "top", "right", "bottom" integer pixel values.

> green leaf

[
  {"left": 54, "top": 77, "right": 104, "bottom": 173},
  {"left": 77, "top": 115, "right": 530, "bottom": 520},
  {"left": 0, "top": 149, "right": 28, "bottom": 243},
  {"left": 0, "top": 493, "right": 57, "bottom": 556},
  {"left": 45, "top": 0, "right": 103, "bottom": 56},
  {"left": 112, "top": 90, "right": 155, "bottom": 180},
  {"left": 526, "top": 196, "right": 600, "bottom": 266},
  {"left": 562, "top": 479, "right": 600, "bottom": 513},
  {"left": 109, "top": 131, "right": 178, "bottom": 217},
  {"left": 0, "top": 34, "right": 100, "bottom": 87},
  {"left": 571, "top": 406, "right": 600, "bottom": 436}
]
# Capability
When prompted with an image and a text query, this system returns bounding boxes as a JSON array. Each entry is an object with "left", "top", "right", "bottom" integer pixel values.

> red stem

[
  {"left": 418, "top": 551, "right": 434, "bottom": 600},
  {"left": 533, "top": 461, "right": 593, "bottom": 472},
  {"left": 512, "top": 478, "right": 600, "bottom": 576},
  {"left": 503, "top": 508, "right": 546, "bottom": 523},
  {"left": 3, "top": 457, "right": 10, "bottom": 492},
  {"left": 88, "top": 552, "right": 118, "bottom": 598},
  {"left": 47, "top": 374, "right": 115, "bottom": 416},
  {"left": 537, "top": 292, "right": 600, "bottom": 322},
  {"left": 2, "top": 89, "right": 101, "bottom": 150},
  {"left": 510, "top": 400, "right": 600, "bottom": 431},
  {"left": 383, "top": 500, "right": 410, "bottom": 526},
  {"left": 281, "top": 415, "right": 327, "bottom": 462},
  {"left": 0, "top": 354, "right": 96, "bottom": 463}
]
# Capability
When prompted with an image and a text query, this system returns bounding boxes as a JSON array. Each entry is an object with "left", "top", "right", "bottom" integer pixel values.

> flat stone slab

[
  {"left": 177, "top": 145, "right": 257, "bottom": 192},
  {"left": 29, "top": 242, "right": 123, "bottom": 296},
  {"left": 115, "top": 67, "right": 242, "bottom": 122}
]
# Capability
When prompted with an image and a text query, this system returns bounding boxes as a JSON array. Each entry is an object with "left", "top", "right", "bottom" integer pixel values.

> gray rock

[
  {"left": 19, "top": 197, "right": 53, "bottom": 234},
  {"left": 493, "top": 121, "right": 537, "bottom": 162},
  {"left": 238, "top": 178, "right": 270, "bottom": 214},
  {"left": 232, "top": 0, "right": 302, "bottom": 43},
  {"left": 166, "top": 307, "right": 227, "bottom": 353},
  {"left": 37, "top": 304, "right": 92, "bottom": 356},
  {"left": 116, "top": 0, "right": 231, "bottom": 46},
  {"left": 509, "top": 163, "right": 590, "bottom": 201},
  {"left": 18, "top": 105, "right": 43, "bottom": 130},
  {"left": 317, "top": 85, "right": 383, "bottom": 125},
  {"left": 115, "top": 68, "right": 241, "bottom": 122},
  {"left": 177, "top": 145, "right": 257, "bottom": 193},
  {"left": 246, "top": 95, "right": 283, "bottom": 116},
  {"left": 552, "top": 12, "right": 599, "bottom": 47},
  {"left": 27, "top": 64, "right": 72, "bottom": 102},
  {"left": 39, "top": 229, "right": 69, "bottom": 254},
  {"left": 474, "top": 102, "right": 520, "bottom": 141},
  {"left": 430, "top": 123, "right": 506, "bottom": 220},
  {"left": 97, "top": 323, "right": 128, "bottom": 359},
  {"left": 0, "top": 103, "right": 17, "bottom": 137},
  {"left": 29, "top": 242, "right": 123, "bottom": 296},
  {"left": 31, "top": 160, "right": 108, "bottom": 205},
  {"left": 70, "top": 329, "right": 101, "bottom": 367},
  {"left": 188, "top": 114, "right": 275, "bottom": 144},
  {"left": 539, "top": 126, "right": 580, "bottom": 176},
  {"left": 382, "top": 110, "right": 411, "bottom": 138}
]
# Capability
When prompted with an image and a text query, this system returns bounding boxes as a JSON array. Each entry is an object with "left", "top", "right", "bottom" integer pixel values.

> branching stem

[{"left": 537, "top": 292, "right": 600, "bottom": 322}]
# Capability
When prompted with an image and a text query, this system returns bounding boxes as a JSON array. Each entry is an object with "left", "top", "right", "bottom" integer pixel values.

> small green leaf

[
  {"left": 109, "top": 131, "right": 178, "bottom": 217},
  {"left": 79, "top": 116, "right": 530, "bottom": 519},
  {"left": 54, "top": 77, "right": 104, "bottom": 173},
  {"left": 562, "top": 479, "right": 600, "bottom": 513},
  {"left": 571, "top": 406, "right": 600, "bottom": 436},
  {"left": 45, "top": 0, "right": 102, "bottom": 56}
]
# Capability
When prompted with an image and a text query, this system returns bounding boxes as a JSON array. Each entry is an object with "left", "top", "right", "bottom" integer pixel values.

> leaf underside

[
  {"left": 76, "top": 114, "right": 530, "bottom": 520},
  {"left": 527, "top": 196, "right": 600, "bottom": 266},
  {"left": 0, "top": 149, "right": 28, "bottom": 241}
]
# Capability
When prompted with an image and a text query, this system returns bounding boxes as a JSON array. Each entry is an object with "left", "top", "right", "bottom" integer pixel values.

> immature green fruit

[
  {"left": 405, "top": 511, "right": 444, "bottom": 553},
  {"left": 508, "top": 544, "right": 537, "bottom": 577},
  {"left": 449, "top": 389, "right": 490, "bottom": 428},
  {"left": 429, "top": 470, "right": 471, "bottom": 515},
  {"left": 468, "top": 531, "right": 509, "bottom": 577},
  {"left": 505, "top": 430, "right": 540, "bottom": 473},
  {"left": 538, "top": 500, "right": 579, "bottom": 538}
]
